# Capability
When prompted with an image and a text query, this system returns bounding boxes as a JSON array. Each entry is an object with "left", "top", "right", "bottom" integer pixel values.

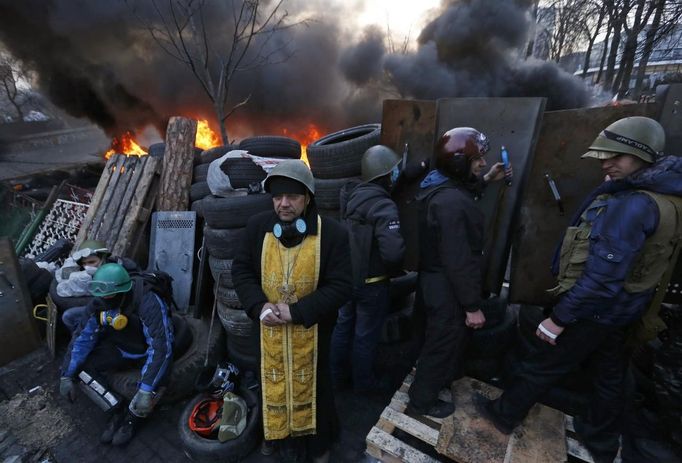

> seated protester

[
  {"left": 55, "top": 240, "right": 138, "bottom": 333},
  {"left": 55, "top": 240, "right": 111, "bottom": 298},
  {"left": 59, "top": 263, "right": 174, "bottom": 446}
]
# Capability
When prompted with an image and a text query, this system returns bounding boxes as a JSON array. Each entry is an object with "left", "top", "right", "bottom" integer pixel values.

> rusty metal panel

[
  {"left": 510, "top": 103, "right": 658, "bottom": 306},
  {"left": 656, "top": 83, "right": 682, "bottom": 154},
  {"left": 380, "top": 99, "right": 438, "bottom": 270},
  {"left": 436, "top": 97, "right": 546, "bottom": 294},
  {"left": 0, "top": 238, "right": 42, "bottom": 366}
]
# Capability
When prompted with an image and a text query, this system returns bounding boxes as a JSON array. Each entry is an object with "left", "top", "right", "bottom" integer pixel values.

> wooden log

[
  {"left": 74, "top": 154, "right": 120, "bottom": 249},
  {"left": 89, "top": 155, "right": 127, "bottom": 244},
  {"left": 112, "top": 156, "right": 162, "bottom": 257},
  {"left": 108, "top": 156, "right": 149, "bottom": 246},
  {"left": 96, "top": 156, "right": 139, "bottom": 244},
  {"left": 157, "top": 117, "right": 197, "bottom": 212}
]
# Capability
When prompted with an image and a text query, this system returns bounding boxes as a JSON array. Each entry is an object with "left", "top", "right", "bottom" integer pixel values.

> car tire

[
  {"left": 307, "top": 124, "right": 381, "bottom": 179},
  {"left": 208, "top": 257, "right": 234, "bottom": 288},
  {"left": 239, "top": 136, "right": 301, "bottom": 159},
  {"left": 190, "top": 181, "right": 212, "bottom": 202},
  {"left": 202, "top": 194, "right": 272, "bottom": 229},
  {"left": 204, "top": 227, "right": 245, "bottom": 260},
  {"left": 200, "top": 145, "right": 237, "bottom": 164},
  {"left": 314, "top": 177, "right": 358, "bottom": 210},
  {"left": 178, "top": 385, "right": 260, "bottom": 461}
]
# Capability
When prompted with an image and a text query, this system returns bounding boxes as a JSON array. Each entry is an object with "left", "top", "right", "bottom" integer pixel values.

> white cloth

[
  {"left": 55, "top": 257, "right": 93, "bottom": 297},
  {"left": 207, "top": 149, "right": 286, "bottom": 197}
]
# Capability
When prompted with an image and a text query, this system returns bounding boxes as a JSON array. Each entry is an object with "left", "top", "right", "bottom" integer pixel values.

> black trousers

[
  {"left": 408, "top": 276, "right": 471, "bottom": 411},
  {"left": 491, "top": 319, "right": 629, "bottom": 459}
]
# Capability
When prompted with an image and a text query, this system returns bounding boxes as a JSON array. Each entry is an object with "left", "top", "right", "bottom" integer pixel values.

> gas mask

[
  {"left": 99, "top": 309, "right": 128, "bottom": 330},
  {"left": 273, "top": 218, "right": 307, "bottom": 247}
]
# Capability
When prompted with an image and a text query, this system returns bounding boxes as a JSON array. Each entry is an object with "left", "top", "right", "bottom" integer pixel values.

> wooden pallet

[{"left": 366, "top": 372, "right": 608, "bottom": 463}]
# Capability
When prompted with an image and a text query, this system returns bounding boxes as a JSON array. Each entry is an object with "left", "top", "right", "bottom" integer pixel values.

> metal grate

[
  {"left": 157, "top": 219, "right": 195, "bottom": 229},
  {"left": 23, "top": 199, "right": 89, "bottom": 259}
]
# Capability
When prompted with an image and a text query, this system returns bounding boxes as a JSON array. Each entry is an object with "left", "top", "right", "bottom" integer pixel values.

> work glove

[
  {"left": 59, "top": 376, "right": 77, "bottom": 402},
  {"left": 128, "top": 389, "right": 155, "bottom": 418}
]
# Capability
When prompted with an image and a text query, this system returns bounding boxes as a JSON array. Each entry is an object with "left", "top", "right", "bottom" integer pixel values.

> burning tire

[
  {"left": 239, "top": 135, "right": 301, "bottom": 159},
  {"left": 204, "top": 227, "right": 245, "bottom": 260},
  {"left": 202, "top": 193, "right": 272, "bottom": 229},
  {"left": 178, "top": 386, "right": 260, "bottom": 462},
  {"left": 307, "top": 124, "right": 381, "bottom": 179},
  {"left": 314, "top": 177, "right": 359, "bottom": 210},
  {"left": 200, "top": 145, "right": 237, "bottom": 164},
  {"left": 109, "top": 315, "right": 225, "bottom": 404}
]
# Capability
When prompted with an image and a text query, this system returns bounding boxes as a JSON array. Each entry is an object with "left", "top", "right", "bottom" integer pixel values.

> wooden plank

[
  {"left": 74, "top": 154, "right": 119, "bottom": 248},
  {"left": 96, "top": 156, "right": 139, "bottom": 244},
  {"left": 504, "top": 402, "right": 567, "bottom": 463},
  {"left": 380, "top": 407, "right": 439, "bottom": 447},
  {"left": 366, "top": 427, "right": 439, "bottom": 463},
  {"left": 436, "top": 378, "right": 509, "bottom": 463},
  {"left": 112, "top": 156, "right": 161, "bottom": 257},
  {"left": 89, "top": 155, "right": 126, "bottom": 242},
  {"left": 109, "top": 156, "right": 148, "bottom": 244},
  {"left": 566, "top": 437, "right": 594, "bottom": 463}
]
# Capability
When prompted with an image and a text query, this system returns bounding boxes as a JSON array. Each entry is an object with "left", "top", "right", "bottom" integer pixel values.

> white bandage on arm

[
  {"left": 537, "top": 323, "right": 558, "bottom": 340},
  {"left": 259, "top": 307, "right": 273, "bottom": 321}
]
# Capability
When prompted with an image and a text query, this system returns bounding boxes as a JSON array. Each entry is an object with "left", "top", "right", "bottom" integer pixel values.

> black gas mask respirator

[{"left": 273, "top": 217, "right": 307, "bottom": 247}]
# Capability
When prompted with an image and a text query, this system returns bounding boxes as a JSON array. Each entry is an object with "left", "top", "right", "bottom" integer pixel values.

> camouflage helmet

[
  {"left": 361, "top": 145, "right": 401, "bottom": 182},
  {"left": 88, "top": 263, "right": 132, "bottom": 297},
  {"left": 73, "top": 239, "right": 110, "bottom": 265},
  {"left": 264, "top": 160, "right": 315, "bottom": 196},
  {"left": 582, "top": 116, "right": 665, "bottom": 163}
]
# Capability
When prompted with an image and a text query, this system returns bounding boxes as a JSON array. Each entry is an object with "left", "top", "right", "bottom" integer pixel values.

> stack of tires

[
  {"left": 307, "top": 124, "right": 381, "bottom": 219},
  {"left": 200, "top": 136, "right": 301, "bottom": 373},
  {"left": 191, "top": 145, "right": 237, "bottom": 216}
]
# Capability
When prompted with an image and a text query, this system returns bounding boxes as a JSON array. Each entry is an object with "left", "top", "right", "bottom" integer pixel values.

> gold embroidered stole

[{"left": 260, "top": 216, "right": 321, "bottom": 440}]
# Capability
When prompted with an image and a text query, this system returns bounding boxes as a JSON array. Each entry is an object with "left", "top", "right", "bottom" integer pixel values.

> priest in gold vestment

[{"left": 233, "top": 160, "right": 352, "bottom": 463}]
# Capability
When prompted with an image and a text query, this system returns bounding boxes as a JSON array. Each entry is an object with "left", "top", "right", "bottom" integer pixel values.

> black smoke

[
  {"left": 0, "top": 0, "right": 590, "bottom": 140},
  {"left": 342, "top": 0, "right": 590, "bottom": 111}
]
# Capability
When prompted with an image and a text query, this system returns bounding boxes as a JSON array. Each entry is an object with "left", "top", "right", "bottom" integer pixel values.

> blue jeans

[
  {"left": 330, "top": 282, "right": 390, "bottom": 392},
  {"left": 62, "top": 306, "right": 90, "bottom": 334}
]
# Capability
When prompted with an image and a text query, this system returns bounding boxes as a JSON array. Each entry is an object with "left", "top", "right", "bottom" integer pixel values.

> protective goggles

[{"left": 88, "top": 280, "right": 131, "bottom": 296}]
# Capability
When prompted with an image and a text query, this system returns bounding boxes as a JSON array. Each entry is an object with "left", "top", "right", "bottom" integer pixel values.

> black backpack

[{"left": 130, "top": 270, "right": 178, "bottom": 312}]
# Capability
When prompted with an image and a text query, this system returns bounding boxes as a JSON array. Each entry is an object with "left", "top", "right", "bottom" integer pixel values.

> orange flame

[
  {"left": 104, "top": 131, "right": 148, "bottom": 159},
  {"left": 195, "top": 119, "right": 221, "bottom": 150},
  {"left": 282, "top": 124, "right": 323, "bottom": 165}
]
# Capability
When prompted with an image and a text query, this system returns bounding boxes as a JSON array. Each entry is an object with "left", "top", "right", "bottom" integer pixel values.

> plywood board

[{"left": 509, "top": 103, "right": 657, "bottom": 305}]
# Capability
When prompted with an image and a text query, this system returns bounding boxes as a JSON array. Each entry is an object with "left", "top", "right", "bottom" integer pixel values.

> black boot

[
  {"left": 111, "top": 411, "right": 140, "bottom": 446},
  {"left": 100, "top": 408, "right": 125, "bottom": 444},
  {"left": 406, "top": 399, "right": 455, "bottom": 418}
]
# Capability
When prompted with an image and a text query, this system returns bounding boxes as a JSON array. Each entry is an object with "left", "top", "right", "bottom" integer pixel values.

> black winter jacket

[
  {"left": 232, "top": 207, "right": 352, "bottom": 329},
  {"left": 417, "top": 179, "right": 485, "bottom": 312},
  {"left": 340, "top": 181, "right": 405, "bottom": 286}
]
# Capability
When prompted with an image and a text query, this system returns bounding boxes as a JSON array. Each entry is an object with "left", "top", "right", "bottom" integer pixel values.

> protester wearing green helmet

[
  {"left": 476, "top": 117, "right": 682, "bottom": 463},
  {"left": 330, "top": 145, "right": 406, "bottom": 395},
  {"left": 59, "top": 262, "right": 175, "bottom": 447},
  {"left": 54, "top": 239, "right": 138, "bottom": 333}
]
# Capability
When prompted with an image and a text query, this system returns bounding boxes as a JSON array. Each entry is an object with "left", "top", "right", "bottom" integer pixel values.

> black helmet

[{"left": 435, "top": 127, "right": 489, "bottom": 180}]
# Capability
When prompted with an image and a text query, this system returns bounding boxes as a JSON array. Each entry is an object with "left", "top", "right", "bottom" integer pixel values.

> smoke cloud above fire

[{"left": 0, "top": 0, "right": 589, "bottom": 140}]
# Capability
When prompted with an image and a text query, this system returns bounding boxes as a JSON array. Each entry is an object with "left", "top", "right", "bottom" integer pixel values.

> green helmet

[
  {"left": 582, "top": 116, "right": 664, "bottom": 163},
  {"left": 361, "top": 145, "right": 401, "bottom": 182},
  {"left": 88, "top": 263, "right": 132, "bottom": 297},
  {"left": 264, "top": 160, "right": 315, "bottom": 196},
  {"left": 73, "top": 239, "right": 110, "bottom": 265}
]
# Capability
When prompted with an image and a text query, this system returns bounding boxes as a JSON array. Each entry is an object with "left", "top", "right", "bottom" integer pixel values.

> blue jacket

[
  {"left": 62, "top": 291, "right": 174, "bottom": 393},
  {"left": 551, "top": 156, "right": 682, "bottom": 327}
]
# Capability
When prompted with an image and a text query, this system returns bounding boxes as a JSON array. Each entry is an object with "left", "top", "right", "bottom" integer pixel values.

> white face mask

[{"left": 84, "top": 266, "right": 98, "bottom": 275}]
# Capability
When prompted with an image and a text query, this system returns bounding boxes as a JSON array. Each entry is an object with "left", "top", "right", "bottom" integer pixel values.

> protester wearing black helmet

[{"left": 406, "top": 127, "right": 509, "bottom": 418}]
